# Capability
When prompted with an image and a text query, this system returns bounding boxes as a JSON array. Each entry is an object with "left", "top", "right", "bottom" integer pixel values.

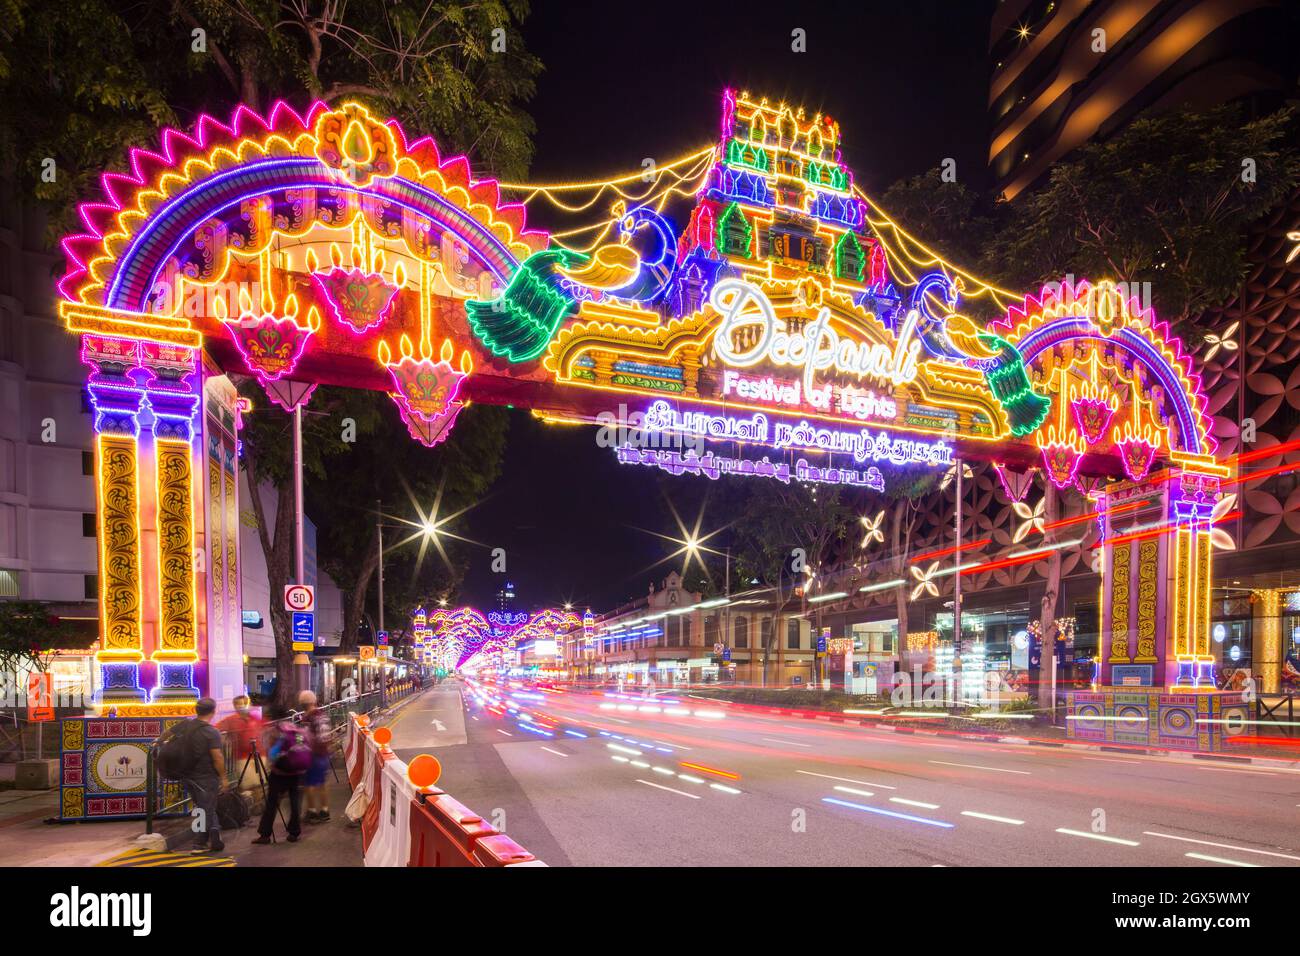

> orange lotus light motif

[{"left": 313, "top": 102, "right": 398, "bottom": 187}]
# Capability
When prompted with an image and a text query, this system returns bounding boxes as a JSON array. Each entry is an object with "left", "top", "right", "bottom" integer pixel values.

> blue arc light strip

[
  {"left": 822, "top": 797, "right": 955, "bottom": 829},
  {"left": 110, "top": 157, "right": 522, "bottom": 308}
]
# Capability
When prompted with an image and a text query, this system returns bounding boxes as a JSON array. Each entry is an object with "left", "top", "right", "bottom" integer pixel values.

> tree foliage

[
  {"left": 0, "top": 602, "right": 90, "bottom": 675},
  {"left": 0, "top": 0, "right": 542, "bottom": 242},
  {"left": 993, "top": 104, "right": 1300, "bottom": 327}
]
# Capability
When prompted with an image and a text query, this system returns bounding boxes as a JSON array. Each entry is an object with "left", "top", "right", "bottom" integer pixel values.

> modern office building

[{"left": 988, "top": 0, "right": 1297, "bottom": 199}]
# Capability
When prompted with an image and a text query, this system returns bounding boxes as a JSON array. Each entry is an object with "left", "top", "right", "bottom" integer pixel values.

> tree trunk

[
  {"left": 340, "top": 547, "right": 379, "bottom": 653},
  {"left": 1036, "top": 482, "right": 1063, "bottom": 716}
]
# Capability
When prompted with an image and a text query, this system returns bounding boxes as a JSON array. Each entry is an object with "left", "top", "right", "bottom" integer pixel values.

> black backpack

[{"left": 156, "top": 720, "right": 200, "bottom": 780}]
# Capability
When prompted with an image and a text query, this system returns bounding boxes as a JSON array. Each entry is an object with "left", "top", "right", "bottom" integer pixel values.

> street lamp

[{"left": 373, "top": 498, "right": 458, "bottom": 708}]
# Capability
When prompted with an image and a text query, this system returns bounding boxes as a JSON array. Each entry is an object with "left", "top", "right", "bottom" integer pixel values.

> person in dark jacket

[
  {"left": 182, "top": 697, "right": 227, "bottom": 854},
  {"left": 251, "top": 705, "right": 304, "bottom": 844}
]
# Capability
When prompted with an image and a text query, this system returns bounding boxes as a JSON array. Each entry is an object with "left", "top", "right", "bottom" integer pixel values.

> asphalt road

[{"left": 385, "top": 679, "right": 1300, "bottom": 867}]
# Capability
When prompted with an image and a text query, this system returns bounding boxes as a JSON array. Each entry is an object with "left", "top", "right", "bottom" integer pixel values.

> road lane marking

[
  {"left": 891, "top": 797, "right": 940, "bottom": 810},
  {"left": 1193, "top": 766, "right": 1277, "bottom": 776},
  {"left": 496, "top": 730, "right": 513, "bottom": 737},
  {"left": 607, "top": 743, "right": 643, "bottom": 756},
  {"left": 630, "top": 760, "right": 650, "bottom": 769},
  {"left": 541, "top": 747, "right": 568, "bottom": 757},
  {"left": 637, "top": 779, "right": 701, "bottom": 799},
  {"left": 930, "top": 760, "right": 1030, "bottom": 775},
  {"left": 1055, "top": 828, "right": 1138, "bottom": 846},
  {"left": 1142, "top": 831, "right": 1300, "bottom": 862},
  {"left": 833, "top": 786, "right": 874, "bottom": 798},
  {"left": 677, "top": 775, "right": 705, "bottom": 784},
  {"left": 611, "top": 756, "right": 629, "bottom": 763},
  {"left": 709, "top": 783, "right": 742, "bottom": 794},
  {"left": 960, "top": 811, "right": 1025, "bottom": 825},
  {"left": 651, "top": 766, "right": 676, "bottom": 776},
  {"left": 1186, "top": 852, "right": 1259, "bottom": 867},
  {"left": 822, "top": 797, "right": 954, "bottom": 828},
  {"left": 762, "top": 737, "right": 812, "bottom": 748},
  {"left": 795, "top": 770, "right": 897, "bottom": 789}
]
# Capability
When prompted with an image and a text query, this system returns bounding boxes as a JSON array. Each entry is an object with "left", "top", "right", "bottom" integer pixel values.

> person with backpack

[
  {"left": 251, "top": 705, "right": 311, "bottom": 844},
  {"left": 298, "top": 690, "right": 332, "bottom": 824},
  {"left": 157, "top": 697, "right": 227, "bottom": 855}
]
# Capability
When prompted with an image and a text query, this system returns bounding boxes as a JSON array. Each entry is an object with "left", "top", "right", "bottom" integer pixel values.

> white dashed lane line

[{"left": 637, "top": 779, "right": 701, "bottom": 799}]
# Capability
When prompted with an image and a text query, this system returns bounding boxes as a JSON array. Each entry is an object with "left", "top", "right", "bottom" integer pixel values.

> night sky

[{"left": 458, "top": 0, "right": 996, "bottom": 611}]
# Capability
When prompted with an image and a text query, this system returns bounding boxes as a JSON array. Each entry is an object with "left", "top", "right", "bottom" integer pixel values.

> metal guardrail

[{"left": 1258, "top": 693, "right": 1297, "bottom": 736}]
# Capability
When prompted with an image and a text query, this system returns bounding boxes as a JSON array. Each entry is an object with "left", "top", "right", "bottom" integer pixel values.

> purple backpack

[{"left": 274, "top": 722, "right": 313, "bottom": 774}]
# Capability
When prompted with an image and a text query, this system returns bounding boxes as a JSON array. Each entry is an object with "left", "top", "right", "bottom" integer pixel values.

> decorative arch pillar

[{"left": 1096, "top": 455, "right": 1228, "bottom": 689}]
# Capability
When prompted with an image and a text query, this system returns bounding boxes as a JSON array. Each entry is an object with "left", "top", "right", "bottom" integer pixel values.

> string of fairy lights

[{"left": 496, "top": 143, "right": 1022, "bottom": 305}]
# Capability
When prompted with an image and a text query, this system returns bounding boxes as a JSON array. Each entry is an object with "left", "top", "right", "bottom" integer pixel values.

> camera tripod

[{"left": 237, "top": 740, "right": 290, "bottom": 842}]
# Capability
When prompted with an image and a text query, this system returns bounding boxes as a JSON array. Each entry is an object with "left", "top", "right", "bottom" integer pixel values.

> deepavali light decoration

[
  {"left": 378, "top": 335, "right": 472, "bottom": 448},
  {"left": 427, "top": 606, "right": 581, "bottom": 670},
  {"left": 615, "top": 443, "right": 888, "bottom": 490},
  {"left": 308, "top": 239, "right": 404, "bottom": 333},
  {"left": 214, "top": 286, "right": 319, "bottom": 385},
  {"left": 57, "top": 89, "right": 1227, "bottom": 714}
]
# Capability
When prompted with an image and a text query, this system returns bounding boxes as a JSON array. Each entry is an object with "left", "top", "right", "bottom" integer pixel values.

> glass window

[
  {"left": 734, "top": 617, "right": 748, "bottom": 649},
  {"left": 787, "top": 618, "right": 800, "bottom": 650}
]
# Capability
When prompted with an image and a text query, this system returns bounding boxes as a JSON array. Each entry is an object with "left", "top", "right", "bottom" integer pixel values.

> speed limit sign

[{"left": 284, "top": 584, "right": 315, "bottom": 612}]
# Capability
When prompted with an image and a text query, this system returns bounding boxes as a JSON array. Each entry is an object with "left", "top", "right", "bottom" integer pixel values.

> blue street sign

[
  {"left": 723, "top": 647, "right": 731, "bottom": 662},
  {"left": 378, "top": 630, "right": 389, "bottom": 646},
  {"left": 816, "top": 634, "right": 827, "bottom": 654},
  {"left": 292, "top": 611, "right": 315, "bottom": 651}
]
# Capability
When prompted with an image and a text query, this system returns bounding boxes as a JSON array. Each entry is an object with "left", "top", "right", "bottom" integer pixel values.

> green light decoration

[
  {"left": 716, "top": 202, "right": 752, "bottom": 258},
  {"left": 834, "top": 231, "right": 865, "bottom": 282},
  {"left": 726, "top": 138, "right": 770, "bottom": 173},
  {"left": 978, "top": 332, "right": 1051, "bottom": 436},
  {"left": 466, "top": 248, "right": 588, "bottom": 362}
]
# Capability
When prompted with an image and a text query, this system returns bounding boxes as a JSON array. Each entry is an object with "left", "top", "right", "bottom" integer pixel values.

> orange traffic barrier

[
  {"left": 345, "top": 713, "right": 544, "bottom": 867},
  {"left": 472, "top": 833, "right": 537, "bottom": 867}
]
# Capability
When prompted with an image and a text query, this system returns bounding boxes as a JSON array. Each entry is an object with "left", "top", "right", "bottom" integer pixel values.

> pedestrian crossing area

[{"left": 96, "top": 847, "right": 236, "bottom": 867}]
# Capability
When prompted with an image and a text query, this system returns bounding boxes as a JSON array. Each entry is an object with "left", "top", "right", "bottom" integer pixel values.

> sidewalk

[
  {"left": 0, "top": 778, "right": 161, "bottom": 867},
  {"left": 222, "top": 761, "right": 361, "bottom": 867}
]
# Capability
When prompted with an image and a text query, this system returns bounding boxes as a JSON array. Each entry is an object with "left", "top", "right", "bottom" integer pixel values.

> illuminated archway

[{"left": 56, "top": 91, "right": 1226, "bottom": 720}]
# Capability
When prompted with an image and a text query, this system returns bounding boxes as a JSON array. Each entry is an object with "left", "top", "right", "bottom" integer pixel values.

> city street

[{"left": 385, "top": 681, "right": 1300, "bottom": 867}]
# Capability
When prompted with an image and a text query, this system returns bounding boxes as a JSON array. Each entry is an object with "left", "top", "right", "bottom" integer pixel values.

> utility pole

[
  {"left": 377, "top": 499, "right": 386, "bottom": 709},
  {"left": 292, "top": 402, "right": 310, "bottom": 698},
  {"left": 952, "top": 460, "right": 964, "bottom": 707}
]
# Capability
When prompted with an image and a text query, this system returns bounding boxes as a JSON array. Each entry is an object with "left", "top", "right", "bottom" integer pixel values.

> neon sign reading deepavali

[
  {"left": 711, "top": 278, "right": 924, "bottom": 393},
  {"left": 616, "top": 445, "right": 887, "bottom": 490},
  {"left": 640, "top": 400, "right": 953, "bottom": 467}
]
